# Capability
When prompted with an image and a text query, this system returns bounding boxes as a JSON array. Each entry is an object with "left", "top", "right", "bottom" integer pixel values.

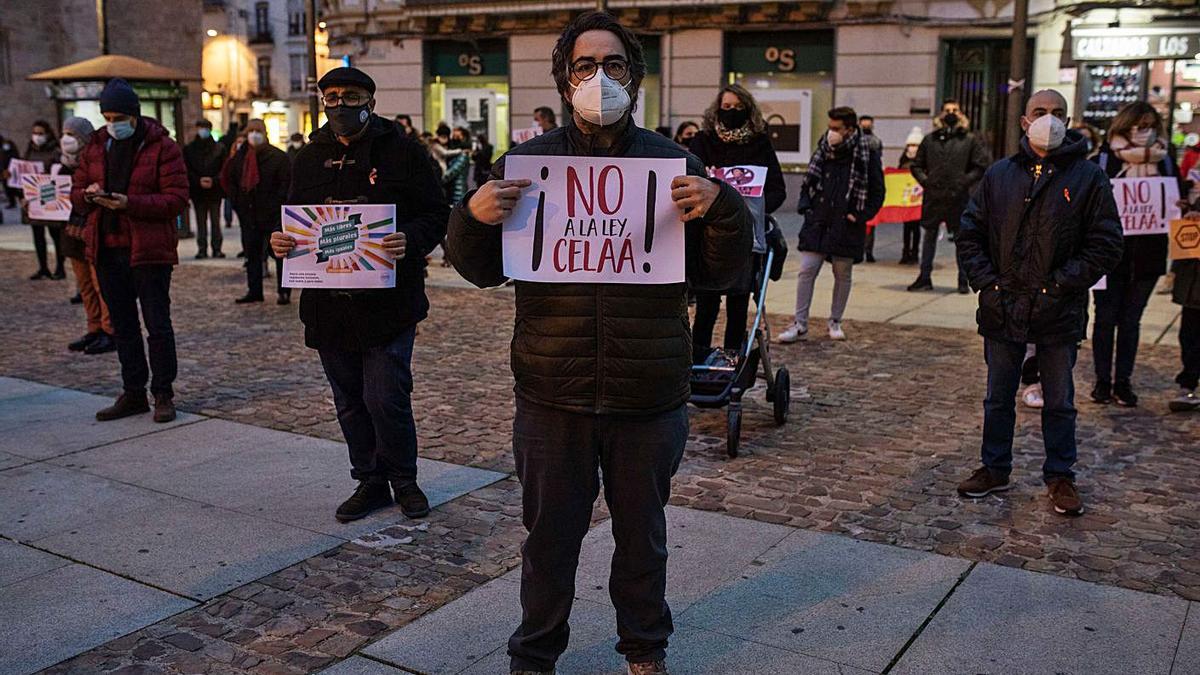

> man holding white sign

[
  {"left": 447, "top": 12, "right": 752, "bottom": 675},
  {"left": 270, "top": 67, "right": 449, "bottom": 524}
]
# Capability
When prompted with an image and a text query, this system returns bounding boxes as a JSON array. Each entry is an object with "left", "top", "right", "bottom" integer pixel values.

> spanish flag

[{"left": 867, "top": 168, "right": 924, "bottom": 229}]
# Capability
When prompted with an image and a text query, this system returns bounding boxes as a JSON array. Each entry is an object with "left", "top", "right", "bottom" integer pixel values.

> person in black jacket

[
  {"left": 446, "top": 13, "right": 752, "bottom": 675},
  {"left": 222, "top": 119, "right": 291, "bottom": 304},
  {"left": 954, "top": 89, "right": 1123, "bottom": 517},
  {"left": 269, "top": 67, "right": 450, "bottom": 524},
  {"left": 688, "top": 83, "right": 785, "bottom": 362},
  {"left": 779, "top": 106, "right": 885, "bottom": 343},
  {"left": 1089, "top": 101, "right": 1181, "bottom": 406},
  {"left": 183, "top": 119, "right": 226, "bottom": 259},
  {"left": 26, "top": 120, "right": 66, "bottom": 280},
  {"left": 908, "top": 99, "right": 991, "bottom": 293}
]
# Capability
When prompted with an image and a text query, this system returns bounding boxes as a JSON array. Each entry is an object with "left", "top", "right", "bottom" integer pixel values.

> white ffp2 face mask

[
  {"left": 570, "top": 72, "right": 632, "bottom": 127},
  {"left": 1027, "top": 114, "right": 1065, "bottom": 153}
]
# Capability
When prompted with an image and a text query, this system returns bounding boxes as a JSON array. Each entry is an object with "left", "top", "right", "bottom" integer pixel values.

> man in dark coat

[
  {"left": 446, "top": 12, "right": 752, "bottom": 675},
  {"left": 71, "top": 78, "right": 190, "bottom": 423},
  {"left": 908, "top": 99, "right": 991, "bottom": 293},
  {"left": 270, "top": 67, "right": 449, "bottom": 524},
  {"left": 780, "top": 106, "right": 885, "bottom": 343},
  {"left": 954, "top": 89, "right": 1123, "bottom": 516},
  {"left": 183, "top": 119, "right": 226, "bottom": 259},
  {"left": 222, "top": 118, "right": 291, "bottom": 304}
]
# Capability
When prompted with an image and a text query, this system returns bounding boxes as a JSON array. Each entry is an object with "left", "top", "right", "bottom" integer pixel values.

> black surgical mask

[
  {"left": 328, "top": 104, "right": 371, "bottom": 137},
  {"left": 942, "top": 112, "right": 959, "bottom": 128},
  {"left": 717, "top": 107, "right": 750, "bottom": 130}
]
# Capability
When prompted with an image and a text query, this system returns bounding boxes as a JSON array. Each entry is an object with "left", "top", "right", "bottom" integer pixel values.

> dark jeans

[
  {"left": 902, "top": 220, "right": 920, "bottom": 259},
  {"left": 32, "top": 224, "right": 65, "bottom": 275},
  {"left": 318, "top": 328, "right": 419, "bottom": 483},
  {"left": 918, "top": 223, "right": 966, "bottom": 286},
  {"left": 864, "top": 228, "right": 875, "bottom": 258},
  {"left": 94, "top": 248, "right": 177, "bottom": 398},
  {"left": 692, "top": 291, "right": 750, "bottom": 361},
  {"left": 242, "top": 225, "right": 282, "bottom": 298},
  {"left": 981, "top": 338, "right": 1078, "bottom": 481},
  {"left": 508, "top": 397, "right": 688, "bottom": 672},
  {"left": 193, "top": 197, "right": 223, "bottom": 255},
  {"left": 1179, "top": 306, "right": 1200, "bottom": 391},
  {"left": 1091, "top": 277, "right": 1156, "bottom": 384}
]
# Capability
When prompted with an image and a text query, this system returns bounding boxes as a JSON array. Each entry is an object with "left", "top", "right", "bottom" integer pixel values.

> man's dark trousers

[
  {"left": 981, "top": 338, "right": 1078, "bottom": 481},
  {"left": 318, "top": 327, "right": 419, "bottom": 483},
  {"left": 95, "top": 248, "right": 177, "bottom": 398},
  {"left": 193, "top": 196, "right": 222, "bottom": 255},
  {"left": 918, "top": 222, "right": 967, "bottom": 287},
  {"left": 507, "top": 397, "right": 688, "bottom": 672}
]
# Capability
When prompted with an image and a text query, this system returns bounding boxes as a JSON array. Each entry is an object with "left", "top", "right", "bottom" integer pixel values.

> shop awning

[{"left": 27, "top": 54, "right": 199, "bottom": 82}]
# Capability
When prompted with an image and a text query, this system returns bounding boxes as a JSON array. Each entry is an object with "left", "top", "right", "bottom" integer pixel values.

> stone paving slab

[
  {"left": 0, "top": 539, "right": 69, "bottom": 588},
  {"left": 0, "top": 375, "right": 57, "bottom": 400},
  {"left": 0, "top": 382, "right": 202, "bottom": 461},
  {"left": 319, "top": 656, "right": 408, "bottom": 674},
  {"left": 678, "top": 527, "right": 971, "bottom": 673},
  {"left": 0, "top": 562, "right": 195, "bottom": 675},
  {"left": 891, "top": 562, "right": 1189, "bottom": 675},
  {"left": 0, "top": 449, "right": 30, "bottom": 470},
  {"left": 1176, "top": 606, "right": 1200, "bottom": 675}
]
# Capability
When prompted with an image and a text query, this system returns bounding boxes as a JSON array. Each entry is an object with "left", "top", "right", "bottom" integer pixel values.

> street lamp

[{"left": 206, "top": 29, "right": 218, "bottom": 37}]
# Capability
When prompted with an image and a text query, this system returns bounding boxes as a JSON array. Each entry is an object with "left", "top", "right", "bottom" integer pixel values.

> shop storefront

[
  {"left": 1071, "top": 24, "right": 1200, "bottom": 145},
  {"left": 424, "top": 38, "right": 511, "bottom": 155},
  {"left": 724, "top": 29, "right": 834, "bottom": 167}
]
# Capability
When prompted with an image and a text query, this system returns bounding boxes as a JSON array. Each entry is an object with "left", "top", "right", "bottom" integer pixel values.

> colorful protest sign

[
  {"left": 280, "top": 204, "right": 397, "bottom": 289},
  {"left": 867, "top": 169, "right": 924, "bottom": 227},
  {"left": 21, "top": 174, "right": 72, "bottom": 222},
  {"left": 1112, "top": 176, "right": 1181, "bottom": 237},
  {"left": 512, "top": 126, "right": 543, "bottom": 145},
  {"left": 710, "top": 165, "right": 767, "bottom": 253},
  {"left": 1170, "top": 218, "right": 1200, "bottom": 261},
  {"left": 502, "top": 155, "right": 687, "bottom": 284},
  {"left": 6, "top": 159, "right": 43, "bottom": 189}
]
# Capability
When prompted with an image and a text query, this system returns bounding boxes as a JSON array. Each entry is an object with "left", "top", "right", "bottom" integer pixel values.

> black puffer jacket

[
  {"left": 912, "top": 121, "right": 990, "bottom": 230},
  {"left": 1093, "top": 144, "right": 1181, "bottom": 281},
  {"left": 957, "top": 131, "right": 1124, "bottom": 344},
  {"left": 795, "top": 136, "right": 885, "bottom": 262},
  {"left": 447, "top": 120, "right": 753, "bottom": 415},
  {"left": 289, "top": 115, "right": 450, "bottom": 352}
]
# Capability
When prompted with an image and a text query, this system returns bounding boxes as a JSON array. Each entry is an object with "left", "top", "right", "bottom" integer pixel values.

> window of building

[
  {"left": 287, "top": 0, "right": 305, "bottom": 36},
  {"left": 258, "top": 56, "right": 272, "bottom": 95},
  {"left": 289, "top": 54, "right": 305, "bottom": 93},
  {"left": 255, "top": 2, "right": 270, "bottom": 39}
]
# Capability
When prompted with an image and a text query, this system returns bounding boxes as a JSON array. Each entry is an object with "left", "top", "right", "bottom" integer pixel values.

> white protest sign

[
  {"left": 1112, "top": 177, "right": 1181, "bottom": 237},
  {"left": 6, "top": 159, "right": 42, "bottom": 189},
  {"left": 280, "top": 204, "right": 397, "bottom": 289},
  {"left": 502, "top": 155, "right": 687, "bottom": 284}
]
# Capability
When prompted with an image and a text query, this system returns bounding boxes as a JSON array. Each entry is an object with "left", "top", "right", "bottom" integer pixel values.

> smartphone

[{"left": 86, "top": 192, "right": 115, "bottom": 202}]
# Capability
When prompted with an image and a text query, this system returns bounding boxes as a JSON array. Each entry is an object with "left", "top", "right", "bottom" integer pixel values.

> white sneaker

[
  {"left": 828, "top": 320, "right": 846, "bottom": 341},
  {"left": 1021, "top": 383, "right": 1044, "bottom": 409},
  {"left": 778, "top": 322, "right": 807, "bottom": 343}
]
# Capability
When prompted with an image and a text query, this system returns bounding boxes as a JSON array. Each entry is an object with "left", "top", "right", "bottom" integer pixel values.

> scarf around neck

[
  {"left": 801, "top": 130, "right": 872, "bottom": 213},
  {"left": 715, "top": 122, "right": 754, "bottom": 144}
]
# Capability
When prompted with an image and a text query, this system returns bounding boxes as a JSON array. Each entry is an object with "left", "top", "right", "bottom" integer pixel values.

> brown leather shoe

[
  {"left": 152, "top": 393, "right": 176, "bottom": 423},
  {"left": 627, "top": 661, "right": 669, "bottom": 675},
  {"left": 1046, "top": 477, "right": 1084, "bottom": 516},
  {"left": 956, "top": 467, "right": 1011, "bottom": 498},
  {"left": 96, "top": 391, "right": 149, "bottom": 421}
]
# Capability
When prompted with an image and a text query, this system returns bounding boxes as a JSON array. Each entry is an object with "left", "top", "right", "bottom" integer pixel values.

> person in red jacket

[{"left": 70, "top": 78, "right": 189, "bottom": 423}]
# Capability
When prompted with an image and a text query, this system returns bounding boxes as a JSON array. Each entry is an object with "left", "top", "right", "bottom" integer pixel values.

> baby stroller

[{"left": 689, "top": 216, "right": 791, "bottom": 458}]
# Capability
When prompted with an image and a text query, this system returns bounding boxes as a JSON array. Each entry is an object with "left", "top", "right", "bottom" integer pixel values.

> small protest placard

[
  {"left": 6, "top": 159, "right": 42, "bottom": 189},
  {"left": 1170, "top": 218, "right": 1200, "bottom": 261},
  {"left": 502, "top": 155, "right": 687, "bottom": 284},
  {"left": 708, "top": 165, "right": 767, "bottom": 198},
  {"left": 280, "top": 204, "right": 397, "bottom": 289},
  {"left": 22, "top": 174, "right": 72, "bottom": 222},
  {"left": 1112, "top": 177, "right": 1181, "bottom": 237}
]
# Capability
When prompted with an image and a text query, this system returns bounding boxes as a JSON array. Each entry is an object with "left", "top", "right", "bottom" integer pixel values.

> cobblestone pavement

[{"left": 1, "top": 249, "right": 1197, "bottom": 673}]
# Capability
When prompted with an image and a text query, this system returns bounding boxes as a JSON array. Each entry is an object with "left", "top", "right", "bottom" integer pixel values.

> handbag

[{"left": 766, "top": 114, "right": 800, "bottom": 153}]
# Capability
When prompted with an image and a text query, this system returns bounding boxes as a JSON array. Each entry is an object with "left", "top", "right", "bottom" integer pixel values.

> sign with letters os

[
  {"left": 502, "top": 155, "right": 687, "bottom": 284},
  {"left": 1111, "top": 177, "right": 1181, "bottom": 237}
]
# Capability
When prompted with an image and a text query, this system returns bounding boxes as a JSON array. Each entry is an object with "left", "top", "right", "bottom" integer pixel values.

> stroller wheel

[
  {"left": 773, "top": 368, "right": 791, "bottom": 426},
  {"left": 727, "top": 407, "right": 741, "bottom": 458}
]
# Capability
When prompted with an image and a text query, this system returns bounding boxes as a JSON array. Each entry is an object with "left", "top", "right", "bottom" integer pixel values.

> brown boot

[
  {"left": 956, "top": 467, "right": 1011, "bottom": 498},
  {"left": 96, "top": 391, "right": 150, "bottom": 421},
  {"left": 1046, "top": 477, "right": 1084, "bottom": 516},
  {"left": 152, "top": 393, "right": 176, "bottom": 423}
]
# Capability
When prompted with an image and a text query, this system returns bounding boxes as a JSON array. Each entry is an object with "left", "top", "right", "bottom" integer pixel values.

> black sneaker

[
  {"left": 391, "top": 480, "right": 431, "bottom": 518},
  {"left": 234, "top": 294, "right": 264, "bottom": 304},
  {"left": 70, "top": 293, "right": 83, "bottom": 305},
  {"left": 335, "top": 481, "right": 393, "bottom": 523},
  {"left": 195, "top": 252, "right": 208, "bottom": 260},
  {"left": 83, "top": 332, "right": 117, "bottom": 354},
  {"left": 1113, "top": 380, "right": 1138, "bottom": 407},
  {"left": 1090, "top": 381, "right": 1112, "bottom": 404},
  {"left": 213, "top": 251, "right": 227, "bottom": 259},
  {"left": 907, "top": 278, "right": 933, "bottom": 292},
  {"left": 69, "top": 331, "right": 101, "bottom": 352},
  {"left": 957, "top": 280, "right": 970, "bottom": 294}
]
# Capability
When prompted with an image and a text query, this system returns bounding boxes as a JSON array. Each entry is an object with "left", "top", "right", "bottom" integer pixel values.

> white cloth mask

[
  {"left": 826, "top": 130, "right": 844, "bottom": 146},
  {"left": 1027, "top": 114, "right": 1065, "bottom": 153},
  {"left": 570, "top": 72, "right": 631, "bottom": 127},
  {"left": 60, "top": 135, "right": 80, "bottom": 154},
  {"left": 247, "top": 131, "right": 266, "bottom": 146}
]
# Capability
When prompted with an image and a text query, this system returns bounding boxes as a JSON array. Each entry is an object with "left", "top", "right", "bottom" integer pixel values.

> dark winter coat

[
  {"left": 71, "top": 117, "right": 189, "bottom": 267},
  {"left": 687, "top": 131, "right": 787, "bottom": 214},
  {"left": 183, "top": 135, "right": 226, "bottom": 202},
  {"left": 1093, "top": 144, "right": 1181, "bottom": 281},
  {"left": 224, "top": 143, "right": 290, "bottom": 233},
  {"left": 1175, "top": 259, "right": 1200, "bottom": 310},
  {"left": 957, "top": 131, "right": 1124, "bottom": 345},
  {"left": 446, "top": 120, "right": 753, "bottom": 416},
  {"left": 912, "top": 123, "right": 990, "bottom": 231},
  {"left": 24, "top": 138, "right": 60, "bottom": 172},
  {"left": 288, "top": 115, "right": 450, "bottom": 352},
  {"left": 795, "top": 141, "right": 885, "bottom": 262}
]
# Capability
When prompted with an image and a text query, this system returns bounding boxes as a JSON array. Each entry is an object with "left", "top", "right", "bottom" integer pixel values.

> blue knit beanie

[{"left": 99, "top": 78, "right": 140, "bottom": 116}]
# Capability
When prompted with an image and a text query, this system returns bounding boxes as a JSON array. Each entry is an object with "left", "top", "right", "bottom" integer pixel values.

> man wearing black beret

[{"left": 271, "top": 67, "right": 450, "bottom": 523}]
